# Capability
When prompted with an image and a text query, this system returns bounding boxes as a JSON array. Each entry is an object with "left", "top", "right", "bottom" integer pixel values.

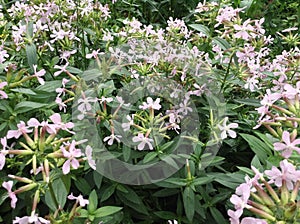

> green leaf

[
  {"left": 26, "top": 44, "right": 37, "bottom": 71},
  {"left": 15, "top": 101, "right": 49, "bottom": 113},
  {"left": 36, "top": 80, "right": 62, "bottom": 92},
  {"left": 210, "top": 207, "right": 226, "bottom": 223},
  {"left": 100, "top": 185, "right": 116, "bottom": 202},
  {"left": 79, "top": 209, "right": 89, "bottom": 218},
  {"left": 212, "top": 37, "right": 231, "bottom": 50},
  {"left": 234, "top": 98, "right": 260, "bottom": 107},
  {"left": 74, "top": 177, "right": 91, "bottom": 195},
  {"left": 45, "top": 177, "right": 68, "bottom": 211},
  {"left": 189, "top": 24, "right": 210, "bottom": 37},
  {"left": 153, "top": 188, "right": 180, "bottom": 197},
  {"left": 11, "top": 88, "right": 37, "bottom": 95},
  {"left": 156, "top": 178, "right": 187, "bottom": 188},
  {"left": 82, "top": 69, "right": 102, "bottom": 81},
  {"left": 192, "top": 176, "right": 213, "bottom": 186},
  {"left": 67, "top": 66, "right": 82, "bottom": 74},
  {"left": 154, "top": 211, "right": 177, "bottom": 220},
  {"left": 88, "top": 190, "right": 98, "bottom": 213},
  {"left": 240, "top": 133, "right": 272, "bottom": 163},
  {"left": 183, "top": 187, "right": 195, "bottom": 222},
  {"left": 143, "top": 151, "right": 157, "bottom": 163},
  {"left": 123, "top": 145, "right": 131, "bottom": 162},
  {"left": 93, "top": 171, "right": 103, "bottom": 189},
  {"left": 94, "top": 206, "right": 122, "bottom": 218}
]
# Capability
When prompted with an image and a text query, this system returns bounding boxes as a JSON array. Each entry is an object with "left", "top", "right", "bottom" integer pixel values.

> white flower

[
  {"left": 218, "top": 117, "right": 238, "bottom": 139},
  {"left": 132, "top": 133, "right": 154, "bottom": 150}
]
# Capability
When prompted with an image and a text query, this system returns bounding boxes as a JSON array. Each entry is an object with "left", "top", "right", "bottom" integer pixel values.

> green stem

[{"left": 219, "top": 52, "right": 234, "bottom": 94}]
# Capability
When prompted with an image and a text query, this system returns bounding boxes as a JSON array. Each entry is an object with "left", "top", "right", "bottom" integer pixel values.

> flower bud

[
  {"left": 8, "top": 175, "right": 33, "bottom": 184},
  {"left": 14, "top": 183, "right": 38, "bottom": 194}
]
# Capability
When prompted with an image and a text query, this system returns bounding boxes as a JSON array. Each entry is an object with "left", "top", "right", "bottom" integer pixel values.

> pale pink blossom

[
  {"left": 122, "top": 115, "right": 134, "bottom": 131},
  {"left": 273, "top": 131, "right": 300, "bottom": 158},
  {"left": 13, "top": 214, "right": 50, "bottom": 224},
  {"left": 2, "top": 181, "right": 17, "bottom": 208},
  {"left": 85, "top": 145, "right": 96, "bottom": 170},
  {"left": 54, "top": 62, "right": 69, "bottom": 77},
  {"left": 0, "top": 81, "right": 8, "bottom": 99},
  {"left": 68, "top": 193, "right": 89, "bottom": 207},
  {"left": 61, "top": 140, "right": 82, "bottom": 174},
  {"left": 49, "top": 113, "right": 74, "bottom": 134},
  {"left": 265, "top": 159, "right": 300, "bottom": 190},
  {"left": 103, "top": 134, "right": 122, "bottom": 145},
  {"left": 7, "top": 121, "right": 32, "bottom": 139},
  {"left": 32, "top": 65, "right": 45, "bottom": 85},
  {"left": 139, "top": 97, "right": 161, "bottom": 110},
  {"left": 241, "top": 217, "right": 267, "bottom": 224},
  {"left": 132, "top": 133, "right": 154, "bottom": 150},
  {"left": 0, "top": 137, "right": 8, "bottom": 170}
]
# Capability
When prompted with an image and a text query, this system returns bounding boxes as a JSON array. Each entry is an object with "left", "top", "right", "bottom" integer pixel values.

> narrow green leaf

[
  {"left": 15, "top": 101, "right": 49, "bottom": 113},
  {"left": 94, "top": 206, "right": 122, "bottom": 218},
  {"left": 143, "top": 151, "right": 157, "bottom": 163},
  {"left": 88, "top": 190, "right": 98, "bottom": 213},
  {"left": 212, "top": 37, "right": 231, "bottom": 50},
  {"left": 183, "top": 187, "right": 195, "bottom": 222},
  {"left": 189, "top": 24, "right": 210, "bottom": 37},
  {"left": 26, "top": 44, "right": 37, "bottom": 71}
]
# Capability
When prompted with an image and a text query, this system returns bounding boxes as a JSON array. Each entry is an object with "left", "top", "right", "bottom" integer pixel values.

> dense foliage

[{"left": 0, "top": 0, "right": 299, "bottom": 223}]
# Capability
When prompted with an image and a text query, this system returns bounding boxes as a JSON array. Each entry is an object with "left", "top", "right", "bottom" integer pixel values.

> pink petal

[{"left": 62, "top": 160, "right": 71, "bottom": 174}]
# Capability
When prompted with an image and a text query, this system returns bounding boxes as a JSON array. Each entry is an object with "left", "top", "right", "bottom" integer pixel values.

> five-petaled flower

[
  {"left": 61, "top": 140, "right": 83, "bottom": 174},
  {"left": 132, "top": 133, "right": 154, "bottom": 150},
  {"left": 218, "top": 117, "right": 238, "bottom": 139},
  {"left": 273, "top": 131, "right": 300, "bottom": 158},
  {"left": 139, "top": 97, "right": 161, "bottom": 110},
  {"left": 68, "top": 193, "right": 89, "bottom": 207},
  {"left": 2, "top": 181, "right": 17, "bottom": 208}
]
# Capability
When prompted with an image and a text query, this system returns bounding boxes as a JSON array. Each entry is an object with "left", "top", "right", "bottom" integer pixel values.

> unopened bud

[
  {"left": 8, "top": 175, "right": 33, "bottom": 184},
  {"left": 14, "top": 183, "right": 38, "bottom": 194}
]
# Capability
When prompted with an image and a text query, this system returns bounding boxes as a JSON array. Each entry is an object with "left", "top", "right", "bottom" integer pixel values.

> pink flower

[
  {"left": 121, "top": 115, "right": 134, "bottom": 131},
  {"left": 85, "top": 145, "right": 96, "bottom": 170},
  {"left": 0, "top": 137, "right": 8, "bottom": 170},
  {"left": 7, "top": 121, "right": 32, "bottom": 139},
  {"left": 56, "top": 78, "right": 69, "bottom": 97},
  {"left": 228, "top": 209, "right": 242, "bottom": 224},
  {"left": 27, "top": 118, "right": 56, "bottom": 134},
  {"left": 132, "top": 133, "right": 154, "bottom": 150},
  {"left": 68, "top": 193, "right": 89, "bottom": 207},
  {"left": 233, "top": 19, "right": 254, "bottom": 40},
  {"left": 2, "top": 181, "right": 17, "bottom": 208},
  {"left": 241, "top": 217, "right": 267, "bottom": 224},
  {"left": 103, "top": 134, "right": 122, "bottom": 145},
  {"left": 139, "top": 97, "right": 161, "bottom": 110},
  {"left": 61, "top": 140, "right": 82, "bottom": 174},
  {"left": 0, "top": 81, "right": 8, "bottom": 99},
  {"left": 265, "top": 159, "right": 300, "bottom": 190},
  {"left": 86, "top": 49, "right": 101, "bottom": 59},
  {"left": 54, "top": 62, "right": 69, "bottom": 77},
  {"left": 273, "top": 131, "right": 300, "bottom": 158},
  {"left": 32, "top": 65, "right": 45, "bottom": 85},
  {"left": 77, "top": 96, "right": 97, "bottom": 113},
  {"left": 13, "top": 214, "right": 50, "bottom": 224},
  {"left": 218, "top": 117, "right": 238, "bottom": 139},
  {"left": 55, "top": 97, "right": 67, "bottom": 112},
  {"left": 49, "top": 113, "right": 74, "bottom": 134},
  {"left": 0, "top": 48, "right": 9, "bottom": 64}
]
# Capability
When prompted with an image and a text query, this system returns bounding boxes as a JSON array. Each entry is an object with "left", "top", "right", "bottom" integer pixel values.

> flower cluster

[{"left": 229, "top": 160, "right": 300, "bottom": 223}]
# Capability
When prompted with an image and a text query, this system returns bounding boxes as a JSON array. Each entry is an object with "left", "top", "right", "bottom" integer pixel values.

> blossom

[
  {"left": 77, "top": 96, "right": 97, "bottom": 113},
  {"left": 61, "top": 140, "right": 82, "bottom": 174},
  {"left": 68, "top": 193, "right": 89, "bottom": 207},
  {"left": 0, "top": 81, "right": 8, "bottom": 99},
  {"left": 2, "top": 181, "right": 17, "bottom": 208},
  {"left": 273, "top": 131, "right": 300, "bottom": 158},
  {"left": 233, "top": 19, "right": 254, "bottom": 40},
  {"left": 13, "top": 214, "right": 50, "bottom": 224},
  {"left": 55, "top": 78, "right": 69, "bottom": 97},
  {"left": 0, "top": 47, "right": 9, "bottom": 64},
  {"left": 27, "top": 118, "right": 57, "bottom": 134},
  {"left": 86, "top": 49, "right": 101, "bottom": 59},
  {"left": 132, "top": 133, "right": 154, "bottom": 150},
  {"left": 265, "top": 159, "right": 300, "bottom": 190},
  {"left": 121, "top": 115, "right": 134, "bottom": 131},
  {"left": 103, "top": 133, "right": 122, "bottom": 145},
  {"left": 0, "top": 137, "right": 8, "bottom": 170},
  {"left": 218, "top": 117, "right": 238, "bottom": 139},
  {"left": 241, "top": 217, "right": 267, "bottom": 224},
  {"left": 85, "top": 145, "right": 96, "bottom": 170},
  {"left": 32, "top": 64, "right": 46, "bottom": 85},
  {"left": 55, "top": 97, "right": 67, "bottom": 112},
  {"left": 7, "top": 121, "right": 32, "bottom": 139},
  {"left": 53, "top": 62, "right": 69, "bottom": 77},
  {"left": 49, "top": 113, "right": 74, "bottom": 134},
  {"left": 139, "top": 97, "right": 161, "bottom": 110}
]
